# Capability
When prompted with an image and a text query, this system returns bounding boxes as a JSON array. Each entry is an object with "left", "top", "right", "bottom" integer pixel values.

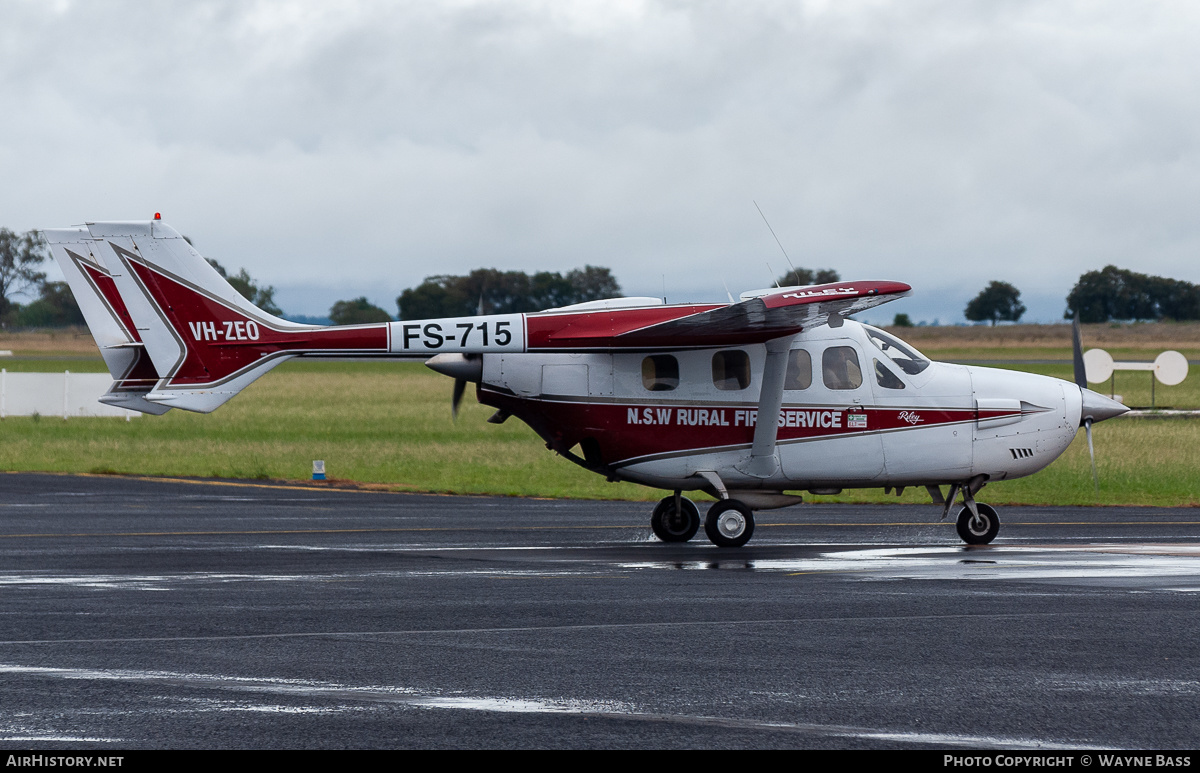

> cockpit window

[
  {"left": 863, "top": 326, "right": 930, "bottom": 375},
  {"left": 822, "top": 346, "right": 863, "bottom": 390},
  {"left": 642, "top": 355, "right": 679, "bottom": 391},
  {"left": 874, "top": 358, "right": 906, "bottom": 390}
]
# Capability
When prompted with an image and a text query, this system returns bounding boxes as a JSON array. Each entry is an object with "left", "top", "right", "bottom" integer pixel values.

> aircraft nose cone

[{"left": 1080, "top": 388, "right": 1129, "bottom": 424}]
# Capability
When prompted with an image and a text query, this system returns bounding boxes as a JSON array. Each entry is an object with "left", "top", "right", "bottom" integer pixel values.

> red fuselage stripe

[{"left": 478, "top": 390, "right": 1024, "bottom": 467}]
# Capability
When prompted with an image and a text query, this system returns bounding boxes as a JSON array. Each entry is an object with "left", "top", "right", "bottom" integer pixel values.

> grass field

[{"left": 0, "top": 324, "right": 1196, "bottom": 508}]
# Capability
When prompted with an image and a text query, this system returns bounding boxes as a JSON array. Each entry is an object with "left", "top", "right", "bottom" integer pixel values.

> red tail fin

[{"left": 68, "top": 221, "right": 390, "bottom": 412}]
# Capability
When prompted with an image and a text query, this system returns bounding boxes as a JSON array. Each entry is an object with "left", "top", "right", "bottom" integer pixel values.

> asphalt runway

[{"left": 1, "top": 472, "right": 1199, "bottom": 750}]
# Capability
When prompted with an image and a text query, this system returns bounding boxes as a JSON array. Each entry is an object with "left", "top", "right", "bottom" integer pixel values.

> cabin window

[
  {"left": 712, "top": 350, "right": 751, "bottom": 391},
  {"left": 784, "top": 349, "right": 812, "bottom": 390},
  {"left": 874, "top": 358, "right": 906, "bottom": 390},
  {"left": 641, "top": 355, "right": 679, "bottom": 391},
  {"left": 822, "top": 346, "right": 863, "bottom": 390}
]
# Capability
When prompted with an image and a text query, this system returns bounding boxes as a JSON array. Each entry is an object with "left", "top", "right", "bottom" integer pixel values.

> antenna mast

[{"left": 754, "top": 200, "right": 798, "bottom": 285}]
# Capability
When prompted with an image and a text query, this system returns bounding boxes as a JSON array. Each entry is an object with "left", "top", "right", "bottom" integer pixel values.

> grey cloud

[{"left": 5, "top": 0, "right": 1200, "bottom": 321}]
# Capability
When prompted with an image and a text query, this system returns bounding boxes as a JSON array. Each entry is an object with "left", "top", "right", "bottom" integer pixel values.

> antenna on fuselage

[
  {"left": 754, "top": 200, "right": 798, "bottom": 285},
  {"left": 765, "top": 262, "right": 781, "bottom": 289}
]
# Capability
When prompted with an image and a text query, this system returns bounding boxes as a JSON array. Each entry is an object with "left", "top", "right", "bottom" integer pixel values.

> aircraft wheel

[
  {"left": 956, "top": 503, "right": 1000, "bottom": 545},
  {"left": 650, "top": 496, "right": 700, "bottom": 542},
  {"left": 705, "top": 500, "right": 755, "bottom": 548}
]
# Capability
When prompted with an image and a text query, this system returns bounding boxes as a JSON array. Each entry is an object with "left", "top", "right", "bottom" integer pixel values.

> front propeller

[
  {"left": 452, "top": 376, "right": 468, "bottom": 418},
  {"left": 425, "top": 353, "right": 483, "bottom": 420},
  {"left": 1072, "top": 318, "right": 1129, "bottom": 492}
]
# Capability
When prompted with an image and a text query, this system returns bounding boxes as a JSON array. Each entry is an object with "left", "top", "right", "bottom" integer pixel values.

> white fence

[{"left": 0, "top": 370, "right": 136, "bottom": 419}]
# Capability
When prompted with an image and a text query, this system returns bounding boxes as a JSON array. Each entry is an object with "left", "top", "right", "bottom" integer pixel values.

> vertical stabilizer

[
  {"left": 53, "top": 221, "right": 391, "bottom": 413},
  {"left": 43, "top": 227, "right": 170, "bottom": 414}
]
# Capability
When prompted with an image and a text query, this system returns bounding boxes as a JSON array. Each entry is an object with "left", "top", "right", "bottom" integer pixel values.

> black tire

[
  {"left": 704, "top": 500, "right": 755, "bottom": 548},
  {"left": 956, "top": 503, "right": 1000, "bottom": 545},
  {"left": 650, "top": 496, "right": 700, "bottom": 542}
]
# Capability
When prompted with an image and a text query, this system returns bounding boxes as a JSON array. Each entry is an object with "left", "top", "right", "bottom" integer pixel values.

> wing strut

[{"left": 737, "top": 334, "right": 796, "bottom": 478}]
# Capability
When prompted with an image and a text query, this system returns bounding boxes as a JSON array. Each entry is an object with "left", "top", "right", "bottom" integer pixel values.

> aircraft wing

[{"left": 611, "top": 281, "right": 912, "bottom": 347}]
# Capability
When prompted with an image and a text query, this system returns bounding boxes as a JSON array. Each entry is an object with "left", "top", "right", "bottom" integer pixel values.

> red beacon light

[{"left": 153, "top": 212, "right": 161, "bottom": 220}]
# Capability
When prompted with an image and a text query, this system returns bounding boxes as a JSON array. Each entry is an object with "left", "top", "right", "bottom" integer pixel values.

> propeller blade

[
  {"left": 452, "top": 378, "right": 467, "bottom": 420},
  {"left": 1084, "top": 418, "right": 1099, "bottom": 494},
  {"left": 428, "top": 353, "right": 483, "bottom": 421},
  {"left": 1072, "top": 317, "right": 1087, "bottom": 390}
]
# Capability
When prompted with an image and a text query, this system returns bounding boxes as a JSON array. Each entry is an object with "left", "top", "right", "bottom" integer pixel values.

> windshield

[{"left": 863, "top": 325, "right": 930, "bottom": 376}]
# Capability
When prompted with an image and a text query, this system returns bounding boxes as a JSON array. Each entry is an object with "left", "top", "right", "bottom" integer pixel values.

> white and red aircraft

[{"left": 44, "top": 218, "right": 1127, "bottom": 547}]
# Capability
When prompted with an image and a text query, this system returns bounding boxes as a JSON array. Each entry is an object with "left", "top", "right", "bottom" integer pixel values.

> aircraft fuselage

[{"left": 477, "top": 320, "right": 1083, "bottom": 500}]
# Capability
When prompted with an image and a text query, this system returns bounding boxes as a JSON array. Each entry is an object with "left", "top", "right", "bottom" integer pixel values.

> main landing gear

[
  {"left": 704, "top": 499, "right": 755, "bottom": 548},
  {"left": 650, "top": 493, "right": 755, "bottom": 548},
  {"left": 650, "top": 494, "right": 700, "bottom": 542}
]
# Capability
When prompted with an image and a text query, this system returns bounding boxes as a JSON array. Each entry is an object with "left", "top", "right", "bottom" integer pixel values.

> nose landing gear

[
  {"left": 955, "top": 502, "right": 1000, "bottom": 545},
  {"left": 941, "top": 476, "right": 999, "bottom": 545}
]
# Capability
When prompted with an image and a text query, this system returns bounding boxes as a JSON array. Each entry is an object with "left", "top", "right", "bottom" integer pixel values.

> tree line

[
  {"left": 323, "top": 265, "right": 623, "bottom": 325},
  {"left": 0, "top": 228, "right": 624, "bottom": 329},
  {"left": 3, "top": 227, "right": 1195, "bottom": 328},
  {"left": 960, "top": 266, "right": 1200, "bottom": 326},
  {"left": 1064, "top": 265, "right": 1200, "bottom": 323},
  {"left": 0, "top": 229, "right": 289, "bottom": 329},
  {"left": 0, "top": 229, "right": 80, "bottom": 327}
]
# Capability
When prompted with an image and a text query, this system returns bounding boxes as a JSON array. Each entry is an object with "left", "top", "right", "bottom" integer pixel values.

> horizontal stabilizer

[{"left": 98, "top": 388, "right": 172, "bottom": 415}]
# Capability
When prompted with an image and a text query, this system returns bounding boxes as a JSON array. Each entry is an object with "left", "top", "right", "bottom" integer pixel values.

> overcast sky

[{"left": 4, "top": 0, "right": 1198, "bottom": 323}]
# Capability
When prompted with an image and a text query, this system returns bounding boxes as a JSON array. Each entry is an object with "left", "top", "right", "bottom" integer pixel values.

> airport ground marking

[{"left": 0, "top": 610, "right": 1089, "bottom": 647}]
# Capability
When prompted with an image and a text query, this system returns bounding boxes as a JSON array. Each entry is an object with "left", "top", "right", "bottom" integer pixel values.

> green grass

[
  {"left": 0, "top": 356, "right": 109, "bottom": 373},
  {"left": 0, "top": 357, "right": 1196, "bottom": 508},
  {"left": 965, "top": 361, "right": 1200, "bottom": 411},
  {"left": 0, "top": 361, "right": 652, "bottom": 500}
]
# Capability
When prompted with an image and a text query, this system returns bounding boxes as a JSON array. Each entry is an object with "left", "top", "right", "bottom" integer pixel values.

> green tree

[
  {"left": 777, "top": 267, "right": 840, "bottom": 286},
  {"left": 205, "top": 258, "right": 283, "bottom": 316},
  {"left": 1151, "top": 275, "right": 1200, "bottom": 321},
  {"left": 1065, "top": 265, "right": 1200, "bottom": 322},
  {"left": 397, "top": 266, "right": 621, "bottom": 320},
  {"left": 965, "top": 281, "right": 1026, "bottom": 326},
  {"left": 891, "top": 313, "right": 913, "bottom": 327},
  {"left": 564, "top": 265, "right": 622, "bottom": 300},
  {"left": 330, "top": 297, "right": 392, "bottom": 325},
  {"left": 16, "top": 281, "right": 85, "bottom": 327},
  {"left": 0, "top": 229, "right": 48, "bottom": 321}
]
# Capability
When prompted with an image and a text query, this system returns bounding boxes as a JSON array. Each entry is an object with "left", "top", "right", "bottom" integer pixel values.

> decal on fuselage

[
  {"left": 480, "top": 386, "right": 1003, "bottom": 469},
  {"left": 389, "top": 314, "right": 526, "bottom": 354},
  {"left": 188, "top": 320, "right": 262, "bottom": 342},
  {"left": 624, "top": 407, "right": 848, "bottom": 429}
]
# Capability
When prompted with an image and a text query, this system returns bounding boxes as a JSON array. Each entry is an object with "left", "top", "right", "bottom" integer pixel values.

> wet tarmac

[{"left": 0, "top": 472, "right": 1198, "bottom": 749}]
